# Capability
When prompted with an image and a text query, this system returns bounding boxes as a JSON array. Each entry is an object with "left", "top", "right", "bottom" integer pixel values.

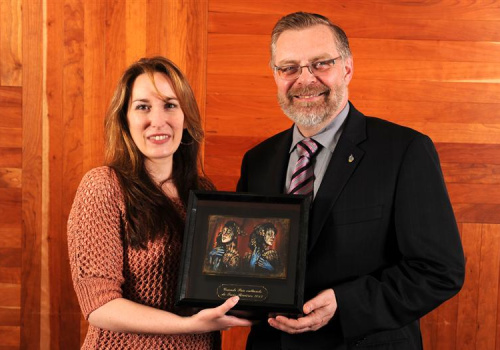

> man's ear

[{"left": 343, "top": 57, "right": 354, "bottom": 85}]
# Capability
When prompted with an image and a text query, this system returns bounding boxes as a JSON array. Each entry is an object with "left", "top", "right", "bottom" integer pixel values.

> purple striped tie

[{"left": 288, "top": 138, "right": 321, "bottom": 196}]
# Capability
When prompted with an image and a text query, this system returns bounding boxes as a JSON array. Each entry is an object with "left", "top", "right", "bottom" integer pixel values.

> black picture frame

[{"left": 175, "top": 190, "right": 310, "bottom": 319}]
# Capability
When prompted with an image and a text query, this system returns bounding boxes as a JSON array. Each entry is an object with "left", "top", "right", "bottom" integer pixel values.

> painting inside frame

[{"left": 175, "top": 190, "right": 310, "bottom": 318}]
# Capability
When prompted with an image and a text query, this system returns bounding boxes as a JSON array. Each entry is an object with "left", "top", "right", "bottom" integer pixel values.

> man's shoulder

[{"left": 363, "top": 115, "right": 425, "bottom": 141}]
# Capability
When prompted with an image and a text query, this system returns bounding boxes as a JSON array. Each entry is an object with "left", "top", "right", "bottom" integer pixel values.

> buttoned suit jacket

[{"left": 237, "top": 103, "right": 465, "bottom": 350}]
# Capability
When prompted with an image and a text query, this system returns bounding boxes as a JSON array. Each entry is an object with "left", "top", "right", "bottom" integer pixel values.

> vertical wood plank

[
  {"left": 476, "top": 224, "right": 500, "bottom": 350},
  {"left": 46, "top": 0, "right": 65, "bottom": 348},
  {"left": 57, "top": 0, "right": 85, "bottom": 349},
  {"left": 21, "top": 0, "right": 43, "bottom": 348},
  {"left": 456, "top": 223, "right": 482, "bottom": 350},
  {"left": 0, "top": 0, "right": 22, "bottom": 86},
  {"left": 125, "top": 0, "right": 147, "bottom": 64},
  {"left": 105, "top": 0, "right": 127, "bottom": 108},
  {"left": 83, "top": 0, "right": 106, "bottom": 171},
  {"left": 146, "top": 0, "right": 169, "bottom": 57}
]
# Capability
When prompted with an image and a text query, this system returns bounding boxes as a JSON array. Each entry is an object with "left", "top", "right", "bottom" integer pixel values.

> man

[{"left": 237, "top": 12, "right": 465, "bottom": 349}]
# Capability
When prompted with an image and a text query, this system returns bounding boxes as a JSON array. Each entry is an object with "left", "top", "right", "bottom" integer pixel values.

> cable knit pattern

[{"left": 68, "top": 166, "right": 218, "bottom": 349}]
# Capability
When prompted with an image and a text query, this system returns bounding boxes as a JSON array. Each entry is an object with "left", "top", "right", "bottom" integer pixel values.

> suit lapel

[
  {"left": 308, "top": 105, "right": 367, "bottom": 253},
  {"left": 267, "top": 127, "right": 293, "bottom": 193}
]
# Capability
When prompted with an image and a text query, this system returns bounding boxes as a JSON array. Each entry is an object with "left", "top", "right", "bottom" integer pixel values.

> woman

[
  {"left": 243, "top": 223, "right": 280, "bottom": 274},
  {"left": 67, "top": 57, "right": 251, "bottom": 349},
  {"left": 207, "top": 221, "right": 242, "bottom": 272}
]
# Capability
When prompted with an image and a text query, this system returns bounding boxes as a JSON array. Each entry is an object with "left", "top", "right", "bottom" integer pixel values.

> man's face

[{"left": 273, "top": 25, "right": 353, "bottom": 131}]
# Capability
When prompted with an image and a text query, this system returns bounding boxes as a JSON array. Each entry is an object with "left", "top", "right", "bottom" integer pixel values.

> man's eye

[
  {"left": 313, "top": 60, "right": 333, "bottom": 70},
  {"left": 281, "top": 66, "right": 298, "bottom": 74}
]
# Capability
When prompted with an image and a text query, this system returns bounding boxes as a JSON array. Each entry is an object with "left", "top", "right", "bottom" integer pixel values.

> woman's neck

[{"left": 145, "top": 158, "right": 178, "bottom": 198}]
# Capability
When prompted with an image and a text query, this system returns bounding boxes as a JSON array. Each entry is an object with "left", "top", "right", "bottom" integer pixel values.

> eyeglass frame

[{"left": 273, "top": 56, "right": 342, "bottom": 81}]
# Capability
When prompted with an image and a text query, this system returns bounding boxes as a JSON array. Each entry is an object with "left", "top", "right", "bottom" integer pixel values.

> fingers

[
  {"left": 223, "top": 314, "right": 254, "bottom": 327},
  {"left": 268, "top": 313, "right": 318, "bottom": 333},
  {"left": 217, "top": 296, "right": 240, "bottom": 315},
  {"left": 268, "top": 289, "right": 337, "bottom": 334},
  {"left": 303, "top": 289, "right": 333, "bottom": 314}
]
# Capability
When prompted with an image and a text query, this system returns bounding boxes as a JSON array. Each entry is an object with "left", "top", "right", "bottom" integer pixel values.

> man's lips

[
  {"left": 288, "top": 89, "right": 329, "bottom": 100},
  {"left": 291, "top": 90, "right": 329, "bottom": 101}
]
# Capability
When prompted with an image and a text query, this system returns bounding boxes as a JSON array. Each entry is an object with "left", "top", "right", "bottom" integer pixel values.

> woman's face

[
  {"left": 263, "top": 228, "right": 276, "bottom": 246},
  {"left": 127, "top": 72, "right": 185, "bottom": 168},
  {"left": 221, "top": 226, "right": 234, "bottom": 243}
]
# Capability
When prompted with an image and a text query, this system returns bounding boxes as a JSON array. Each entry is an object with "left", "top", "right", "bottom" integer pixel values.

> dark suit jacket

[{"left": 237, "top": 103, "right": 465, "bottom": 350}]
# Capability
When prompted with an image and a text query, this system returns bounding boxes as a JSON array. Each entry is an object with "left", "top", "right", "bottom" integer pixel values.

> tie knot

[{"left": 297, "top": 138, "right": 320, "bottom": 159}]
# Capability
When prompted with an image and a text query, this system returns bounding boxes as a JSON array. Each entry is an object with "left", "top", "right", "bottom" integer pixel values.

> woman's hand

[{"left": 188, "top": 296, "right": 253, "bottom": 333}]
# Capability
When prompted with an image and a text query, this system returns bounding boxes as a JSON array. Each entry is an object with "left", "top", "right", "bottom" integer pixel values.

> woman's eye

[
  {"left": 135, "top": 104, "right": 150, "bottom": 111},
  {"left": 165, "top": 103, "right": 178, "bottom": 109}
]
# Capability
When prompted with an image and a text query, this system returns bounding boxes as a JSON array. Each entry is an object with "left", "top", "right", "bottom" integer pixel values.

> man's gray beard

[{"left": 278, "top": 84, "right": 345, "bottom": 127}]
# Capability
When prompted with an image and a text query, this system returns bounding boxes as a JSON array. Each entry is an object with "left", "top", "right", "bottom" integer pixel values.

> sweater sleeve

[{"left": 67, "top": 166, "right": 126, "bottom": 319}]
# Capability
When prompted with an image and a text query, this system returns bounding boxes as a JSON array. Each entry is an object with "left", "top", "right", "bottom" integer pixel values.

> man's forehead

[{"left": 274, "top": 26, "right": 338, "bottom": 63}]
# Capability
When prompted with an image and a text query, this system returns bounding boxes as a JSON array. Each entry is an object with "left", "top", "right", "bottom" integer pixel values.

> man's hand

[{"left": 268, "top": 289, "right": 337, "bottom": 334}]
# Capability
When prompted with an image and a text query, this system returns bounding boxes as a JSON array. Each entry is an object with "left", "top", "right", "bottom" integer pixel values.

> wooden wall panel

[
  {"left": 0, "top": 50, "right": 22, "bottom": 350},
  {"left": 206, "top": 1, "right": 500, "bottom": 349},
  {"left": 3, "top": 0, "right": 499, "bottom": 349},
  {"left": 0, "top": 0, "right": 22, "bottom": 87},
  {"left": 21, "top": 0, "right": 43, "bottom": 349}
]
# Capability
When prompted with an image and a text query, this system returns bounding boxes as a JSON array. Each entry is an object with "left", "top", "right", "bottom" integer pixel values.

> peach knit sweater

[{"left": 67, "top": 166, "right": 218, "bottom": 349}]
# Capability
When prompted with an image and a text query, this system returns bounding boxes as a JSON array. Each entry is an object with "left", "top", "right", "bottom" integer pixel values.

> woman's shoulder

[
  {"left": 77, "top": 166, "right": 123, "bottom": 199},
  {"left": 81, "top": 165, "right": 114, "bottom": 180},
  {"left": 80, "top": 166, "right": 118, "bottom": 185}
]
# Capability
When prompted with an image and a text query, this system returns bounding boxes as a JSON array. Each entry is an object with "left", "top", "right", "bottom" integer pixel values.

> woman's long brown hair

[{"left": 104, "top": 56, "right": 213, "bottom": 248}]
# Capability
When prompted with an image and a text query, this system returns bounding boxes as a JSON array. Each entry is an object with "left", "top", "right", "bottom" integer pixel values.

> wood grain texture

[
  {"left": 0, "top": 58, "right": 22, "bottom": 350},
  {"left": 0, "top": 267, "right": 21, "bottom": 284},
  {"left": 0, "top": 309, "right": 20, "bottom": 326},
  {"left": 0, "top": 0, "right": 22, "bottom": 86},
  {"left": 83, "top": 0, "right": 106, "bottom": 171},
  {"left": 0, "top": 326, "right": 20, "bottom": 347},
  {"left": 209, "top": 0, "right": 500, "bottom": 21},
  {"left": 208, "top": 8, "right": 500, "bottom": 41},
  {"left": 5, "top": 0, "right": 499, "bottom": 349},
  {"left": 0, "top": 87, "right": 22, "bottom": 126},
  {"left": 21, "top": 0, "right": 43, "bottom": 348}
]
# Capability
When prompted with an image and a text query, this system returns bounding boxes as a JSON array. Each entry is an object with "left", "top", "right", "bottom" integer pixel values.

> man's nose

[{"left": 295, "top": 65, "right": 318, "bottom": 84}]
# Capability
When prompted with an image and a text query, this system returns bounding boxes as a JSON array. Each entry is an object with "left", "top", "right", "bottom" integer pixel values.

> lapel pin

[{"left": 348, "top": 154, "right": 354, "bottom": 163}]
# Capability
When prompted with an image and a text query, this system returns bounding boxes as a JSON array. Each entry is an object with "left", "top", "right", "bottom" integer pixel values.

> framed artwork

[{"left": 175, "top": 190, "right": 311, "bottom": 318}]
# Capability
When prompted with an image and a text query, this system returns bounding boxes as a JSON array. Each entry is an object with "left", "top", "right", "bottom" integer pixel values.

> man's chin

[{"left": 284, "top": 113, "right": 325, "bottom": 128}]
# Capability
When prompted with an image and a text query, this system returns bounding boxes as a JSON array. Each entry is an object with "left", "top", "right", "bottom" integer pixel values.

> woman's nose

[{"left": 149, "top": 108, "right": 166, "bottom": 127}]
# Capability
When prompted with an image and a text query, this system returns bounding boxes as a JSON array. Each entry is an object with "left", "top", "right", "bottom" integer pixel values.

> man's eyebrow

[{"left": 275, "top": 55, "right": 333, "bottom": 66}]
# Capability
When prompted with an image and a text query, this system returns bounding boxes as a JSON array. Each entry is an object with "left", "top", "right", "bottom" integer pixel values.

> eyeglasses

[{"left": 273, "top": 57, "right": 342, "bottom": 81}]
